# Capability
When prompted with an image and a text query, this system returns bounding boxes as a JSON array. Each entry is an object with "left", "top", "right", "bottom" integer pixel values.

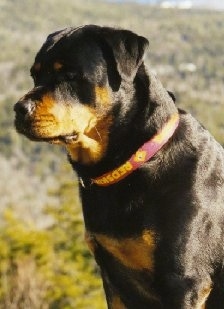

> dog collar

[{"left": 91, "top": 113, "right": 179, "bottom": 187}]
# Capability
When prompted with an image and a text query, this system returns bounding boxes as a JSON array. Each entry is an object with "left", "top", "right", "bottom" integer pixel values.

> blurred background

[{"left": 0, "top": 0, "right": 223, "bottom": 308}]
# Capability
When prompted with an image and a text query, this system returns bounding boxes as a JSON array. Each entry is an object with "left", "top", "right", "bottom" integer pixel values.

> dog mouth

[
  {"left": 39, "top": 133, "right": 79, "bottom": 144},
  {"left": 58, "top": 133, "right": 78, "bottom": 143},
  {"left": 15, "top": 120, "right": 79, "bottom": 145},
  {"left": 25, "top": 132, "right": 79, "bottom": 144},
  {"left": 14, "top": 113, "right": 80, "bottom": 144},
  {"left": 14, "top": 99, "right": 111, "bottom": 163}
]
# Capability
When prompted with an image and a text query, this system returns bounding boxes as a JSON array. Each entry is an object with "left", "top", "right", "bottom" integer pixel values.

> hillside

[{"left": 0, "top": 0, "right": 223, "bottom": 308}]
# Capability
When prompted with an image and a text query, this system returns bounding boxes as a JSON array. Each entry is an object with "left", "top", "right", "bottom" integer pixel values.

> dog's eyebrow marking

[
  {"left": 53, "top": 62, "right": 63, "bottom": 71},
  {"left": 33, "top": 62, "right": 41, "bottom": 71}
]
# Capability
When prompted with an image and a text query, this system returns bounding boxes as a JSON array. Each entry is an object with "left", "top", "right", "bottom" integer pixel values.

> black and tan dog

[{"left": 14, "top": 25, "right": 224, "bottom": 308}]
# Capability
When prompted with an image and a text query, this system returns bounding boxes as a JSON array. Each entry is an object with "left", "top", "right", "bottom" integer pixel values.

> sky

[{"left": 108, "top": 0, "right": 224, "bottom": 10}]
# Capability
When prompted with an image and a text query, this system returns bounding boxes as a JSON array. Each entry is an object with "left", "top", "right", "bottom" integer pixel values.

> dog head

[{"left": 14, "top": 25, "right": 149, "bottom": 164}]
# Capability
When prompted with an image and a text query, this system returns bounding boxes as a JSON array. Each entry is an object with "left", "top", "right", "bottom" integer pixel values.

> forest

[{"left": 0, "top": 0, "right": 223, "bottom": 308}]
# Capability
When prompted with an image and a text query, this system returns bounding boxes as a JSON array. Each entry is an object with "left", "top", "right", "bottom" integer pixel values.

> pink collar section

[{"left": 92, "top": 113, "right": 180, "bottom": 186}]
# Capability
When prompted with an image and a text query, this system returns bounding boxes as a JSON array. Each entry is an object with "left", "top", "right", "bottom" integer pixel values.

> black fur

[{"left": 14, "top": 25, "right": 224, "bottom": 308}]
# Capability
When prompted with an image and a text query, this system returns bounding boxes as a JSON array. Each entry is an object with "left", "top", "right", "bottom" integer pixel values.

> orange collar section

[{"left": 92, "top": 113, "right": 180, "bottom": 187}]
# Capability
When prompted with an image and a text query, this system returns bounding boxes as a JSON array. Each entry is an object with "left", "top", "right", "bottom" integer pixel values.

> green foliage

[{"left": 0, "top": 180, "right": 106, "bottom": 309}]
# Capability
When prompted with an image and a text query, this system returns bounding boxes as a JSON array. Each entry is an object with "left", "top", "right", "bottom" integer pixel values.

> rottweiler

[{"left": 14, "top": 25, "right": 224, "bottom": 308}]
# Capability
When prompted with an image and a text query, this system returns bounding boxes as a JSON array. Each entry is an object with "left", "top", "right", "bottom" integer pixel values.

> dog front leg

[
  {"left": 101, "top": 270, "right": 127, "bottom": 309},
  {"left": 159, "top": 275, "right": 212, "bottom": 309}
]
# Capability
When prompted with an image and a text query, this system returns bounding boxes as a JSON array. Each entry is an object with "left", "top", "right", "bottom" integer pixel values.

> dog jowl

[{"left": 14, "top": 25, "right": 224, "bottom": 309}]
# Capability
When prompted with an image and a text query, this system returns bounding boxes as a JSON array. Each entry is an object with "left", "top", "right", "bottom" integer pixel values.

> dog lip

[
  {"left": 37, "top": 133, "right": 79, "bottom": 144},
  {"left": 14, "top": 114, "right": 79, "bottom": 144},
  {"left": 60, "top": 133, "right": 79, "bottom": 144},
  {"left": 15, "top": 124, "right": 79, "bottom": 144}
]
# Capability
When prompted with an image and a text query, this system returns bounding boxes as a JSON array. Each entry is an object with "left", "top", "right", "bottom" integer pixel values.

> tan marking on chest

[
  {"left": 94, "top": 230, "right": 156, "bottom": 270},
  {"left": 110, "top": 296, "right": 126, "bottom": 309},
  {"left": 85, "top": 231, "right": 97, "bottom": 254}
]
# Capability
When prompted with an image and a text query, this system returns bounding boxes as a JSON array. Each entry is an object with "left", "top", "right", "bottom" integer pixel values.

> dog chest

[{"left": 85, "top": 229, "right": 156, "bottom": 271}]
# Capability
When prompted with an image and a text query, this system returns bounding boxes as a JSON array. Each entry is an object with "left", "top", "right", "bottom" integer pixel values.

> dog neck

[
  {"left": 91, "top": 112, "right": 179, "bottom": 186},
  {"left": 69, "top": 67, "right": 179, "bottom": 185}
]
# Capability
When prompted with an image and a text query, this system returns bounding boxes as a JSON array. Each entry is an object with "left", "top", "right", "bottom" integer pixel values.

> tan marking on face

[
  {"left": 29, "top": 92, "right": 112, "bottom": 164},
  {"left": 49, "top": 98, "right": 96, "bottom": 135},
  {"left": 31, "top": 94, "right": 59, "bottom": 137},
  {"left": 110, "top": 296, "right": 126, "bottom": 309},
  {"left": 31, "top": 93, "right": 91, "bottom": 137},
  {"left": 33, "top": 62, "right": 41, "bottom": 71},
  {"left": 94, "top": 230, "right": 156, "bottom": 270},
  {"left": 95, "top": 86, "right": 111, "bottom": 108},
  {"left": 66, "top": 114, "right": 112, "bottom": 164},
  {"left": 53, "top": 61, "right": 63, "bottom": 71}
]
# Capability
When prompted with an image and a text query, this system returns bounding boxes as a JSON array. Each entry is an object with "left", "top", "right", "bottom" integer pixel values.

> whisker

[{"left": 94, "top": 127, "right": 102, "bottom": 142}]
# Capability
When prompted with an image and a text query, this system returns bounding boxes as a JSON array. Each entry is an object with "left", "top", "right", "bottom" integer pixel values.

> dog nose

[{"left": 14, "top": 100, "right": 34, "bottom": 116}]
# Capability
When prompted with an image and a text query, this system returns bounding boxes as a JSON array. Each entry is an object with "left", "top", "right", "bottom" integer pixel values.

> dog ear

[{"left": 100, "top": 28, "right": 149, "bottom": 81}]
